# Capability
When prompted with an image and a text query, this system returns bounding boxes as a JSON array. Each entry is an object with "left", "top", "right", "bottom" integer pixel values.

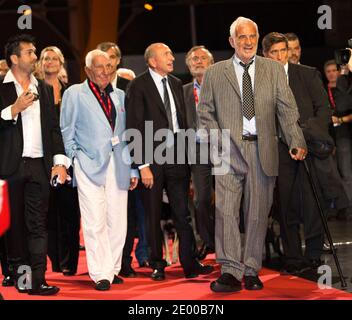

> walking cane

[{"left": 292, "top": 149, "right": 347, "bottom": 288}]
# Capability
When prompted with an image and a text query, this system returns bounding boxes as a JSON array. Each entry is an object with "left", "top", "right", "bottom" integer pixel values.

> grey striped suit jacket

[{"left": 197, "top": 55, "right": 306, "bottom": 177}]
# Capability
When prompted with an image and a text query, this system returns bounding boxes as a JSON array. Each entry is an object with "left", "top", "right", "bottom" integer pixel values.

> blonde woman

[
  {"left": 38, "top": 46, "right": 67, "bottom": 111},
  {"left": 38, "top": 46, "right": 80, "bottom": 276}
]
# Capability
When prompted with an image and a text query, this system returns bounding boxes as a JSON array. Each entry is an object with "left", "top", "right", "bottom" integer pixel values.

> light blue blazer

[{"left": 60, "top": 80, "right": 138, "bottom": 189}]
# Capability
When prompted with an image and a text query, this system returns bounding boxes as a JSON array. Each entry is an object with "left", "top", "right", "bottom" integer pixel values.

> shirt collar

[
  {"left": 149, "top": 67, "right": 167, "bottom": 84},
  {"left": 3, "top": 69, "right": 38, "bottom": 87},
  {"left": 284, "top": 62, "right": 289, "bottom": 75},
  {"left": 233, "top": 54, "right": 256, "bottom": 67},
  {"left": 88, "top": 79, "right": 113, "bottom": 95},
  {"left": 193, "top": 79, "right": 201, "bottom": 90}
]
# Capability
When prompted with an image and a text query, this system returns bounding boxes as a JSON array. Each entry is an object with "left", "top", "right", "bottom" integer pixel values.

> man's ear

[
  {"left": 148, "top": 57, "right": 156, "bottom": 69},
  {"left": 229, "top": 36, "right": 235, "bottom": 49},
  {"left": 84, "top": 66, "right": 91, "bottom": 78},
  {"left": 10, "top": 54, "right": 18, "bottom": 66}
]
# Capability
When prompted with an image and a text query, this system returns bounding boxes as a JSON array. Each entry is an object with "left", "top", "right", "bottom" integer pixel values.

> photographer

[{"left": 329, "top": 49, "right": 352, "bottom": 220}]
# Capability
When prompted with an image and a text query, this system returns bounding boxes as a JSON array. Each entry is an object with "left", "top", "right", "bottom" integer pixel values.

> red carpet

[{"left": 1, "top": 249, "right": 351, "bottom": 300}]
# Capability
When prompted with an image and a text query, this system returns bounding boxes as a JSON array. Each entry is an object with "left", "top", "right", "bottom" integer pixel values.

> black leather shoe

[
  {"left": 28, "top": 284, "right": 60, "bottom": 296},
  {"left": 280, "top": 261, "right": 311, "bottom": 275},
  {"left": 112, "top": 275, "right": 124, "bottom": 284},
  {"left": 210, "top": 273, "right": 242, "bottom": 293},
  {"left": 151, "top": 269, "right": 165, "bottom": 281},
  {"left": 185, "top": 263, "right": 214, "bottom": 278},
  {"left": 2, "top": 275, "right": 15, "bottom": 287},
  {"left": 197, "top": 245, "right": 215, "bottom": 261},
  {"left": 244, "top": 275, "right": 263, "bottom": 290},
  {"left": 95, "top": 279, "right": 110, "bottom": 291},
  {"left": 62, "top": 269, "right": 76, "bottom": 276},
  {"left": 120, "top": 265, "right": 137, "bottom": 278}
]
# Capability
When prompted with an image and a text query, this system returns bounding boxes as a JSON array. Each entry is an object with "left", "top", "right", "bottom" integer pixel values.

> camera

[
  {"left": 334, "top": 38, "right": 352, "bottom": 65},
  {"left": 25, "top": 91, "right": 39, "bottom": 101}
]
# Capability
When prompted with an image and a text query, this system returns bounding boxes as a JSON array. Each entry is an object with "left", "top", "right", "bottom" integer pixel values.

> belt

[{"left": 242, "top": 135, "right": 258, "bottom": 141}]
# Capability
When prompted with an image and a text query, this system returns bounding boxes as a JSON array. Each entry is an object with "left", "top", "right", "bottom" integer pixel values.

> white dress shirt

[
  {"left": 138, "top": 69, "right": 181, "bottom": 170},
  {"left": 2, "top": 70, "right": 43, "bottom": 158},
  {"left": 233, "top": 55, "right": 257, "bottom": 135},
  {"left": 148, "top": 68, "right": 180, "bottom": 133},
  {"left": 1, "top": 70, "right": 70, "bottom": 168},
  {"left": 284, "top": 62, "right": 289, "bottom": 82}
]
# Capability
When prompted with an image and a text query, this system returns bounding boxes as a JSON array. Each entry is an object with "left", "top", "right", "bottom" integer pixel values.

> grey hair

[
  {"left": 185, "top": 45, "right": 214, "bottom": 66},
  {"left": 117, "top": 68, "right": 136, "bottom": 79},
  {"left": 144, "top": 44, "right": 156, "bottom": 65},
  {"left": 229, "top": 17, "right": 259, "bottom": 37},
  {"left": 85, "top": 49, "right": 109, "bottom": 68}
]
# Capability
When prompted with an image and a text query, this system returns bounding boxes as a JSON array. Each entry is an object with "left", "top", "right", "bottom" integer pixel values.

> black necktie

[
  {"left": 162, "top": 77, "right": 174, "bottom": 132},
  {"left": 240, "top": 61, "right": 255, "bottom": 120}
]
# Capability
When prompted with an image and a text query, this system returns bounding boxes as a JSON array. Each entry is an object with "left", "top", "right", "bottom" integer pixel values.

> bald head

[
  {"left": 144, "top": 43, "right": 175, "bottom": 76},
  {"left": 144, "top": 43, "right": 167, "bottom": 63}
]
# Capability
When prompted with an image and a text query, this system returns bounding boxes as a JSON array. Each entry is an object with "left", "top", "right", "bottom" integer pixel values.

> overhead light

[
  {"left": 23, "top": 9, "right": 32, "bottom": 15},
  {"left": 144, "top": 1, "right": 153, "bottom": 11}
]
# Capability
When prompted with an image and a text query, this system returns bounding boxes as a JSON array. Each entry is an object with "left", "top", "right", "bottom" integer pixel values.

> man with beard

[
  {"left": 184, "top": 46, "right": 215, "bottom": 260},
  {"left": 285, "top": 33, "right": 301, "bottom": 64},
  {"left": 0, "top": 34, "right": 69, "bottom": 295}
]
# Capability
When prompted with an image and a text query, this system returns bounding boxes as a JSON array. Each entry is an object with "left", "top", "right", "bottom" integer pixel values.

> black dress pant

[
  {"left": 142, "top": 163, "right": 198, "bottom": 273},
  {"left": 276, "top": 141, "right": 323, "bottom": 265},
  {"left": 3, "top": 158, "right": 50, "bottom": 289},
  {"left": 190, "top": 161, "right": 214, "bottom": 250},
  {"left": 0, "top": 236, "right": 10, "bottom": 277},
  {"left": 48, "top": 184, "right": 80, "bottom": 273}
]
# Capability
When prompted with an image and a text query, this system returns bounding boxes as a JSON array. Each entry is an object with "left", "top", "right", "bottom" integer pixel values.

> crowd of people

[{"left": 0, "top": 16, "right": 352, "bottom": 295}]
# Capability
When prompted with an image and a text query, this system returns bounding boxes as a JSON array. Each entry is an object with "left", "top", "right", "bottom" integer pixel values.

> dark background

[{"left": 0, "top": 0, "right": 351, "bottom": 83}]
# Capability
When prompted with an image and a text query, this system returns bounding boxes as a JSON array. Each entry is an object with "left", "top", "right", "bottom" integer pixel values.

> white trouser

[{"left": 74, "top": 155, "right": 128, "bottom": 283}]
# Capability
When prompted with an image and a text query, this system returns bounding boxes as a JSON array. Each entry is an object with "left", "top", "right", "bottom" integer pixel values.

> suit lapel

[
  {"left": 288, "top": 63, "right": 299, "bottom": 93},
  {"left": 145, "top": 71, "right": 168, "bottom": 117},
  {"left": 253, "top": 56, "right": 267, "bottom": 116},
  {"left": 1, "top": 82, "right": 23, "bottom": 135},
  {"left": 168, "top": 78, "right": 184, "bottom": 128},
  {"left": 82, "top": 81, "right": 112, "bottom": 131},
  {"left": 224, "top": 58, "right": 241, "bottom": 98},
  {"left": 37, "top": 81, "right": 48, "bottom": 141},
  {"left": 110, "top": 90, "right": 123, "bottom": 135},
  {"left": 254, "top": 56, "right": 266, "bottom": 96}
]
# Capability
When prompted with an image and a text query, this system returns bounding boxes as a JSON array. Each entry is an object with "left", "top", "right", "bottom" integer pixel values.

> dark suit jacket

[
  {"left": 126, "top": 70, "right": 188, "bottom": 169},
  {"left": 288, "top": 63, "right": 331, "bottom": 139},
  {"left": 284, "top": 63, "right": 348, "bottom": 236},
  {"left": 115, "top": 75, "right": 130, "bottom": 92},
  {"left": 183, "top": 82, "right": 197, "bottom": 131},
  {"left": 0, "top": 78, "right": 66, "bottom": 179}
]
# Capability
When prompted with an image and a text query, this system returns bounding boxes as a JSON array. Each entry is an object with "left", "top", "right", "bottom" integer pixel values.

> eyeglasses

[{"left": 190, "top": 55, "right": 209, "bottom": 63}]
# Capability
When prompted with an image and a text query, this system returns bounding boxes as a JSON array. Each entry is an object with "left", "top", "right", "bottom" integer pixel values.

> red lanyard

[
  {"left": 88, "top": 80, "right": 114, "bottom": 129},
  {"left": 327, "top": 85, "right": 336, "bottom": 110},
  {"left": 193, "top": 87, "right": 199, "bottom": 107}
]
